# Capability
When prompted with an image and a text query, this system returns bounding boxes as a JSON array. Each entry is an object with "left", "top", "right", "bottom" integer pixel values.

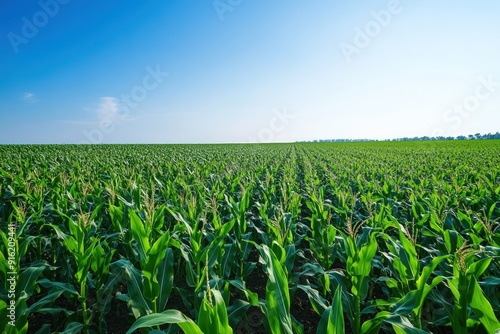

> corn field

[{"left": 1, "top": 141, "right": 499, "bottom": 334}]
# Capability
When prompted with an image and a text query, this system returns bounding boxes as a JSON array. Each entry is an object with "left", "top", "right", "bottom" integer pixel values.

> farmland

[{"left": 1, "top": 141, "right": 499, "bottom": 333}]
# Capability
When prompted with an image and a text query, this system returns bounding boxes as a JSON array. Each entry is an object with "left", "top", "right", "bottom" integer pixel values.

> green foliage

[{"left": 0, "top": 141, "right": 499, "bottom": 333}]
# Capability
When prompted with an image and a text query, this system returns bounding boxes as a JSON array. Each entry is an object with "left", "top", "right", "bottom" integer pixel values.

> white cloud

[
  {"left": 97, "top": 96, "right": 120, "bottom": 122},
  {"left": 95, "top": 96, "right": 133, "bottom": 123},
  {"left": 23, "top": 92, "right": 38, "bottom": 102}
]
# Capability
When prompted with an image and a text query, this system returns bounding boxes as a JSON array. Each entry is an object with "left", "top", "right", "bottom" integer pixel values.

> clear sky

[{"left": 1, "top": 0, "right": 499, "bottom": 144}]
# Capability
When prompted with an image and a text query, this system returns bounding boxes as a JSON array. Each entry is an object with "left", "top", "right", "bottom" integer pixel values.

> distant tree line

[
  {"left": 390, "top": 132, "right": 500, "bottom": 141},
  {"left": 302, "top": 132, "right": 500, "bottom": 143}
]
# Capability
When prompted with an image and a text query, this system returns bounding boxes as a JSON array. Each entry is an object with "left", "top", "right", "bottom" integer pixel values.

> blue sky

[{"left": 1, "top": 0, "right": 499, "bottom": 143}]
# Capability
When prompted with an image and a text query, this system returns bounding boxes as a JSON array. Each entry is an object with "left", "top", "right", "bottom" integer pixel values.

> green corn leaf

[
  {"left": 156, "top": 248, "right": 174, "bottom": 312},
  {"left": 17, "top": 235, "right": 36, "bottom": 261},
  {"left": 221, "top": 243, "right": 236, "bottom": 279},
  {"left": 17, "top": 265, "right": 46, "bottom": 297},
  {"left": 129, "top": 210, "right": 151, "bottom": 262},
  {"left": 466, "top": 257, "right": 492, "bottom": 277},
  {"left": 198, "top": 297, "right": 215, "bottom": 333},
  {"left": 487, "top": 203, "right": 496, "bottom": 219},
  {"left": 198, "top": 289, "right": 233, "bottom": 334},
  {"left": 27, "top": 290, "right": 67, "bottom": 314},
  {"left": 109, "top": 204, "right": 125, "bottom": 234},
  {"left": 418, "top": 275, "right": 445, "bottom": 311},
  {"left": 37, "top": 279, "right": 79, "bottom": 295},
  {"left": 114, "top": 259, "right": 152, "bottom": 317},
  {"left": 257, "top": 243, "right": 293, "bottom": 334},
  {"left": 227, "top": 299, "right": 251, "bottom": 327},
  {"left": 59, "top": 322, "right": 84, "bottom": 334},
  {"left": 391, "top": 290, "right": 419, "bottom": 316},
  {"left": 0, "top": 299, "right": 10, "bottom": 334},
  {"left": 398, "top": 226, "right": 419, "bottom": 278},
  {"left": 142, "top": 232, "right": 171, "bottom": 307},
  {"left": 416, "top": 255, "right": 448, "bottom": 290},
  {"left": 469, "top": 277, "right": 500, "bottom": 333},
  {"left": 49, "top": 225, "right": 78, "bottom": 254},
  {"left": 351, "top": 233, "right": 378, "bottom": 300},
  {"left": 67, "top": 219, "right": 84, "bottom": 251},
  {"left": 297, "top": 284, "right": 329, "bottom": 315},
  {"left": 229, "top": 279, "right": 260, "bottom": 306},
  {"left": 74, "top": 239, "right": 97, "bottom": 284},
  {"left": 361, "top": 311, "right": 428, "bottom": 334},
  {"left": 317, "top": 286, "right": 344, "bottom": 334},
  {"left": 392, "top": 257, "right": 409, "bottom": 287},
  {"left": 91, "top": 243, "right": 105, "bottom": 274},
  {"left": 126, "top": 310, "right": 203, "bottom": 334},
  {"left": 36, "top": 308, "right": 75, "bottom": 317}
]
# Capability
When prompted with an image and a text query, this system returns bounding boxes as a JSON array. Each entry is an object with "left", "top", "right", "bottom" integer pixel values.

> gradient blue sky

[{"left": 1, "top": 0, "right": 499, "bottom": 143}]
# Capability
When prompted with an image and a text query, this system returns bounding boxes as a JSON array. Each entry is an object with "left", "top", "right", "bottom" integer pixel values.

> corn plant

[
  {"left": 114, "top": 209, "right": 176, "bottom": 318},
  {"left": 340, "top": 222, "right": 378, "bottom": 334},
  {"left": 448, "top": 239, "right": 500, "bottom": 333},
  {"left": 250, "top": 241, "right": 295, "bottom": 334},
  {"left": 49, "top": 212, "right": 99, "bottom": 333}
]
